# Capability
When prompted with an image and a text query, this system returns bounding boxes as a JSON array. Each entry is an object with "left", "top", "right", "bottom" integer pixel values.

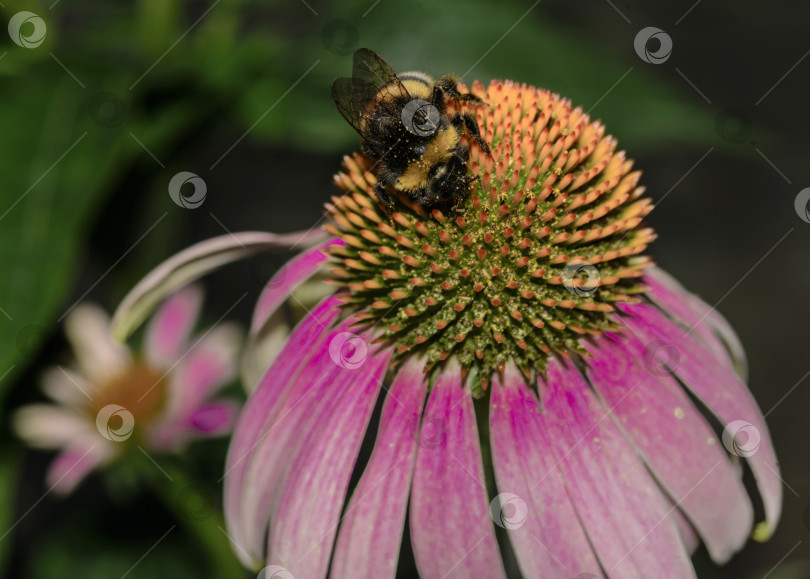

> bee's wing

[{"left": 332, "top": 48, "right": 410, "bottom": 134}]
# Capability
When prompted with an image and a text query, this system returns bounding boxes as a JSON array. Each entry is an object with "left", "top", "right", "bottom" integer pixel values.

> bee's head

[{"left": 425, "top": 157, "right": 468, "bottom": 205}]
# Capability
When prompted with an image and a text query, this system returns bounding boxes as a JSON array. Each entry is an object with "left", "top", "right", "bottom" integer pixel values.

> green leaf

[{"left": 0, "top": 75, "right": 122, "bottom": 408}]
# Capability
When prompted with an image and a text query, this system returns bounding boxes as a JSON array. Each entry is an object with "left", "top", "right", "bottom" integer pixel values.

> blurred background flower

[
  {"left": 13, "top": 287, "right": 241, "bottom": 495},
  {"left": 1, "top": 0, "right": 808, "bottom": 578}
]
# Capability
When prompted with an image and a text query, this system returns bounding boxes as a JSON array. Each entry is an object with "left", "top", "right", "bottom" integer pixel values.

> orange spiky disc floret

[{"left": 326, "top": 79, "right": 655, "bottom": 391}]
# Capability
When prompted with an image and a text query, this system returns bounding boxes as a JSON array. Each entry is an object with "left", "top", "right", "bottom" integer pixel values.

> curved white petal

[
  {"left": 65, "top": 304, "right": 131, "bottom": 384},
  {"left": 111, "top": 229, "right": 328, "bottom": 342}
]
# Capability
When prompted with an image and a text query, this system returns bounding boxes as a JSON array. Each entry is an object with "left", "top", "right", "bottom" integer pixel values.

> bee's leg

[
  {"left": 436, "top": 75, "right": 484, "bottom": 103},
  {"left": 428, "top": 84, "right": 449, "bottom": 115},
  {"left": 450, "top": 141, "right": 470, "bottom": 166},
  {"left": 450, "top": 113, "right": 491, "bottom": 156},
  {"left": 373, "top": 183, "right": 396, "bottom": 214}
]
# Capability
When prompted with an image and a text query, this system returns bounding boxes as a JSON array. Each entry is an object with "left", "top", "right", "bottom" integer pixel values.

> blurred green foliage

[{"left": 0, "top": 0, "right": 723, "bottom": 576}]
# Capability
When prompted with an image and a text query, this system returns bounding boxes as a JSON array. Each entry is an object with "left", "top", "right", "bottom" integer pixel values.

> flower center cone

[{"left": 326, "top": 79, "right": 655, "bottom": 393}]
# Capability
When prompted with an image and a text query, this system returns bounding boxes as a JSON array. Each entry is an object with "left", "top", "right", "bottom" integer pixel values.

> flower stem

[{"left": 143, "top": 458, "right": 246, "bottom": 578}]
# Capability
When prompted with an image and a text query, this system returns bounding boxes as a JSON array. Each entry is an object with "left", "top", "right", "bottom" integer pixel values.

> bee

[{"left": 332, "top": 48, "right": 490, "bottom": 213}]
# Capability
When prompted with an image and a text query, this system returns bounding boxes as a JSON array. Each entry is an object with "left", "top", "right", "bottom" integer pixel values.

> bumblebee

[{"left": 332, "top": 48, "right": 490, "bottom": 213}]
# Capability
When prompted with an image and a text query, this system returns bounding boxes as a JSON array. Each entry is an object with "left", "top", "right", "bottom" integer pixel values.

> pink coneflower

[
  {"left": 14, "top": 287, "right": 241, "bottom": 495},
  {"left": 115, "top": 80, "right": 781, "bottom": 578}
]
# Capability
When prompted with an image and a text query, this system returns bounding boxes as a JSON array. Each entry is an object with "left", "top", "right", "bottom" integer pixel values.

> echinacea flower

[
  {"left": 14, "top": 287, "right": 241, "bottom": 495},
  {"left": 113, "top": 80, "right": 781, "bottom": 578}
]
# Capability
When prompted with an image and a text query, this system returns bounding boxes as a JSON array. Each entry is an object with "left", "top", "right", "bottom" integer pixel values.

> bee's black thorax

[{"left": 332, "top": 49, "right": 491, "bottom": 213}]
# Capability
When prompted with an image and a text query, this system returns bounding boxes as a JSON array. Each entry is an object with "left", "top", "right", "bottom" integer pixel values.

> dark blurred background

[{"left": 1, "top": 0, "right": 809, "bottom": 577}]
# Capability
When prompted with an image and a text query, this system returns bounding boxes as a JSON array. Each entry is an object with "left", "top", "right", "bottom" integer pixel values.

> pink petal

[
  {"left": 250, "top": 238, "right": 342, "bottom": 337},
  {"left": 241, "top": 342, "right": 346, "bottom": 566},
  {"left": 644, "top": 268, "right": 746, "bottom": 376},
  {"left": 144, "top": 285, "right": 203, "bottom": 368},
  {"left": 46, "top": 443, "right": 112, "bottom": 495},
  {"left": 410, "top": 360, "right": 506, "bottom": 579},
  {"left": 584, "top": 333, "right": 753, "bottom": 563},
  {"left": 150, "top": 400, "right": 240, "bottom": 449},
  {"left": 331, "top": 357, "right": 428, "bottom": 579},
  {"left": 188, "top": 401, "right": 239, "bottom": 434},
  {"left": 620, "top": 302, "right": 782, "bottom": 536},
  {"left": 242, "top": 238, "right": 343, "bottom": 388},
  {"left": 165, "top": 323, "right": 241, "bottom": 417},
  {"left": 489, "top": 367, "right": 602, "bottom": 577},
  {"left": 541, "top": 359, "right": 696, "bottom": 577},
  {"left": 147, "top": 322, "right": 241, "bottom": 450},
  {"left": 224, "top": 296, "right": 342, "bottom": 567},
  {"left": 266, "top": 338, "right": 392, "bottom": 577},
  {"left": 661, "top": 270, "right": 748, "bottom": 380},
  {"left": 671, "top": 505, "right": 700, "bottom": 555}
]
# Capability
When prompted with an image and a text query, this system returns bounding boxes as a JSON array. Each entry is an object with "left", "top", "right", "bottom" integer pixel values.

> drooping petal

[
  {"left": 250, "top": 238, "right": 342, "bottom": 337},
  {"left": 650, "top": 268, "right": 748, "bottom": 380},
  {"left": 541, "top": 359, "right": 696, "bottom": 578},
  {"left": 584, "top": 333, "right": 753, "bottom": 563},
  {"left": 410, "top": 360, "right": 506, "bottom": 579},
  {"left": 143, "top": 285, "right": 203, "bottom": 369},
  {"left": 242, "top": 238, "right": 343, "bottom": 387},
  {"left": 46, "top": 443, "right": 113, "bottom": 495},
  {"left": 239, "top": 333, "right": 347, "bottom": 567},
  {"left": 224, "top": 296, "right": 342, "bottom": 567},
  {"left": 690, "top": 302, "right": 748, "bottom": 382},
  {"left": 331, "top": 357, "right": 428, "bottom": 579},
  {"left": 489, "top": 367, "right": 602, "bottom": 577},
  {"left": 644, "top": 268, "right": 747, "bottom": 377},
  {"left": 111, "top": 229, "right": 330, "bottom": 342},
  {"left": 13, "top": 405, "right": 98, "bottom": 449},
  {"left": 620, "top": 302, "right": 782, "bottom": 537},
  {"left": 64, "top": 304, "right": 131, "bottom": 384},
  {"left": 671, "top": 504, "right": 700, "bottom": 555},
  {"left": 267, "top": 336, "right": 392, "bottom": 578}
]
